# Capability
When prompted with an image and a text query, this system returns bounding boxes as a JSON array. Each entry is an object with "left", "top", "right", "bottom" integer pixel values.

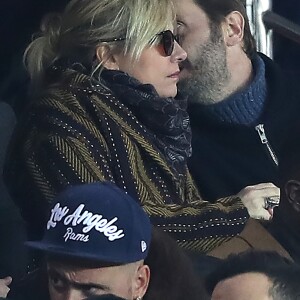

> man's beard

[{"left": 178, "top": 26, "right": 231, "bottom": 105}]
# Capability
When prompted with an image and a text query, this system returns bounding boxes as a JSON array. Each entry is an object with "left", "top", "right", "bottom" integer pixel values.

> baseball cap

[{"left": 26, "top": 182, "right": 152, "bottom": 264}]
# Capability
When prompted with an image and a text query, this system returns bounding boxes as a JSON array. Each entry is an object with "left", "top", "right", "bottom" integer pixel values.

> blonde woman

[{"left": 6, "top": 0, "right": 263, "bottom": 253}]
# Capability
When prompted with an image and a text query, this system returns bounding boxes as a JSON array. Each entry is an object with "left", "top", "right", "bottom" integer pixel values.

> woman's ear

[
  {"left": 132, "top": 264, "right": 150, "bottom": 299},
  {"left": 96, "top": 45, "right": 120, "bottom": 70},
  {"left": 285, "top": 180, "right": 300, "bottom": 212},
  {"left": 222, "top": 11, "right": 245, "bottom": 47}
]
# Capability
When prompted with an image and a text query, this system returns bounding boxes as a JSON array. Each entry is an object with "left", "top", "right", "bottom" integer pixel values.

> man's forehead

[
  {"left": 212, "top": 272, "right": 272, "bottom": 300},
  {"left": 48, "top": 262, "right": 104, "bottom": 276},
  {"left": 48, "top": 260, "right": 128, "bottom": 272},
  {"left": 47, "top": 259, "right": 139, "bottom": 278},
  {"left": 47, "top": 263, "right": 129, "bottom": 284}
]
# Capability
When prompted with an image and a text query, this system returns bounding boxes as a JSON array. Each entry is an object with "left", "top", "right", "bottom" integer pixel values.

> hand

[
  {"left": 237, "top": 183, "right": 280, "bottom": 220},
  {"left": 0, "top": 276, "right": 12, "bottom": 298}
]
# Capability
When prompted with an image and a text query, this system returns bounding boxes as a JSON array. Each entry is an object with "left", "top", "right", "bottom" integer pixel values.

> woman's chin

[{"left": 158, "top": 88, "right": 177, "bottom": 98}]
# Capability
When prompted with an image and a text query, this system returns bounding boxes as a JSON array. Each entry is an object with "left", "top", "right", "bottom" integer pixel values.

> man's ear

[
  {"left": 222, "top": 11, "right": 244, "bottom": 47},
  {"left": 285, "top": 180, "right": 300, "bottom": 212},
  {"left": 132, "top": 264, "right": 150, "bottom": 299},
  {"left": 95, "top": 45, "right": 120, "bottom": 70}
]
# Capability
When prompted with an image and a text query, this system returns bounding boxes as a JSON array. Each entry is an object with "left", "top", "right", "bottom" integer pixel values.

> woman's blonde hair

[{"left": 24, "top": 0, "right": 175, "bottom": 89}]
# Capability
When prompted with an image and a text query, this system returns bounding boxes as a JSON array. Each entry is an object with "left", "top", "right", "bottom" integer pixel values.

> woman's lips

[{"left": 168, "top": 71, "right": 180, "bottom": 79}]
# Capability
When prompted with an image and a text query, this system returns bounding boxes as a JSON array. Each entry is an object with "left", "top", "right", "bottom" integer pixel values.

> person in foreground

[
  {"left": 206, "top": 251, "right": 300, "bottom": 300},
  {"left": 6, "top": 182, "right": 206, "bottom": 300},
  {"left": 5, "top": 0, "right": 270, "bottom": 254},
  {"left": 174, "top": 0, "right": 299, "bottom": 202},
  {"left": 26, "top": 182, "right": 152, "bottom": 300}
]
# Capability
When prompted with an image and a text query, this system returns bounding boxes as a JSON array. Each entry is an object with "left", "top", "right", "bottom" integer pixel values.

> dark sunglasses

[
  {"left": 155, "top": 30, "right": 179, "bottom": 56},
  {"left": 98, "top": 30, "right": 178, "bottom": 57}
]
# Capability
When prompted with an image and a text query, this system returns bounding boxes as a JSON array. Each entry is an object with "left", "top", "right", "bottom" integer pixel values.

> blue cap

[{"left": 26, "top": 182, "right": 152, "bottom": 264}]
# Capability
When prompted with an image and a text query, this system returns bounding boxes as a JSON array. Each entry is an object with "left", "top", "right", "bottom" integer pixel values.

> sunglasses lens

[{"left": 161, "top": 30, "right": 174, "bottom": 56}]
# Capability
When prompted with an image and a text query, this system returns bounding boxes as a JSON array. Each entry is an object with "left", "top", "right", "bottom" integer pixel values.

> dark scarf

[
  {"left": 47, "top": 60, "right": 192, "bottom": 176},
  {"left": 100, "top": 69, "right": 192, "bottom": 176}
]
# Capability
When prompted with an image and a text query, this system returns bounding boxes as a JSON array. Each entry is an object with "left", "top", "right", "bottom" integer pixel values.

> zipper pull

[
  {"left": 255, "top": 124, "right": 267, "bottom": 143},
  {"left": 255, "top": 124, "right": 278, "bottom": 166}
]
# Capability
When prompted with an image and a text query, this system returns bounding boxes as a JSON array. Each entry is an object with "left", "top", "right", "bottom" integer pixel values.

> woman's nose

[{"left": 171, "top": 41, "right": 187, "bottom": 62}]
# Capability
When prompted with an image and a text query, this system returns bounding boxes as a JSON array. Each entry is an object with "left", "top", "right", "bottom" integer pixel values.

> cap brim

[{"left": 25, "top": 241, "right": 147, "bottom": 264}]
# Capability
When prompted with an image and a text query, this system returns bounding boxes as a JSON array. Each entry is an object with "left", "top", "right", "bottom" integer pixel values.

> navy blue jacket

[{"left": 188, "top": 54, "right": 300, "bottom": 201}]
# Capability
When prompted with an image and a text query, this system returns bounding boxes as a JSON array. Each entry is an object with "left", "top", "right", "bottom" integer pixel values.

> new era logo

[{"left": 141, "top": 241, "right": 147, "bottom": 252}]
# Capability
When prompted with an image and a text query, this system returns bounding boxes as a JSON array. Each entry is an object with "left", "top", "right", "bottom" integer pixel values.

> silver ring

[{"left": 264, "top": 196, "right": 280, "bottom": 210}]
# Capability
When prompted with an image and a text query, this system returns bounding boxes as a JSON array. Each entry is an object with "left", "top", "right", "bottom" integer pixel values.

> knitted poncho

[{"left": 8, "top": 67, "right": 248, "bottom": 252}]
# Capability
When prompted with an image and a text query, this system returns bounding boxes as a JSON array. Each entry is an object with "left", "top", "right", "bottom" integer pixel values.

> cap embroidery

[
  {"left": 63, "top": 227, "right": 90, "bottom": 242},
  {"left": 48, "top": 203, "right": 125, "bottom": 241}
]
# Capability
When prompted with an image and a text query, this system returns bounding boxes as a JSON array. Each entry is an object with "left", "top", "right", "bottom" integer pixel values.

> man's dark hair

[
  {"left": 206, "top": 251, "right": 300, "bottom": 299},
  {"left": 194, "top": 0, "right": 256, "bottom": 59}
]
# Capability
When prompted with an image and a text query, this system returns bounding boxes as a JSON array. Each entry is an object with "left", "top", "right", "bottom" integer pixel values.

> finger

[
  {"left": 253, "top": 188, "right": 280, "bottom": 198},
  {"left": 239, "top": 184, "right": 279, "bottom": 196},
  {"left": 2, "top": 276, "right": 12, "bottom": 285},
  {"left": 268, "top": 207, "right": 274, "bottom": 217},
  {"left": 250, "top": 208, "right": 272, "bottom": 221},
  {"left": 247, "top": 183, "right": 279, "bottom": 190}
]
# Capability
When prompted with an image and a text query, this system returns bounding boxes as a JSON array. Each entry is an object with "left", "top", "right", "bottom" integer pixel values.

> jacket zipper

[{"left": 255, "top": 124, "right": 278, "bottom": 166}]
